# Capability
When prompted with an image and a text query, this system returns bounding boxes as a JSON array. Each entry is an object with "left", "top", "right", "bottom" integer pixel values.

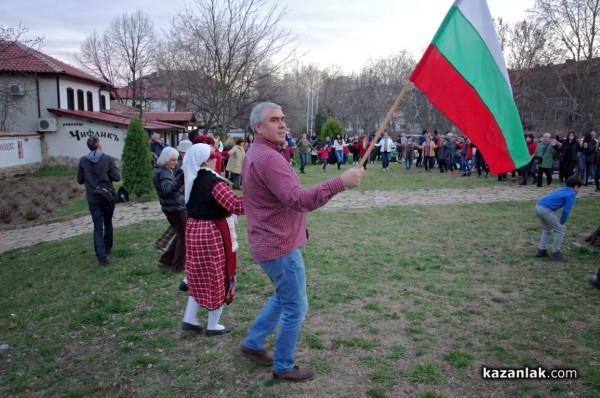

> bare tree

[
  {"left": 533, "top": 0, "right": 600, "bottom": 130},
  {"left": 0, "top": 24, "right": 44, "bottom": 131},
  {"left": 77, "top": 10, "right": 157, "bottom": 109},
  {"left": 506, "top": 19, "right": 554, "bottom": 70},
  {"left": 169, "top": 0, "right": 297, "bottom": 133},
  {"left": 77, "top": 31, "right": 121, "bottom": 84}
]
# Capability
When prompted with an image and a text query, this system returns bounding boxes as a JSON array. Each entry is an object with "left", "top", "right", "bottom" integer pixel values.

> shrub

[
  {"left": 0, "top": 207, "right": 12, "bottom": 223},
  {"left": 320, "top": 118, "right": 343, "bottom": 142},
  {"left": 23, "top": 209, "right": 39, "bottom": 221},
  {"left": 121, "top": 117, "right": 153, "bottom": 198}
]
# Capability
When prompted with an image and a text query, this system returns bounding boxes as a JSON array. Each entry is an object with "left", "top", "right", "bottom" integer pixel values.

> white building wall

[
  {"left": 44, "top": 116, "right": 126, "bottom": 165},
  {"left": 0, "top": 133, "right": 42, "bottom": 176},
  {"left": 2, "top": 76, "right": 41, "bottom": 132},
  {"left": 1, "top": 76, "right": 112, "bottom": 133}
]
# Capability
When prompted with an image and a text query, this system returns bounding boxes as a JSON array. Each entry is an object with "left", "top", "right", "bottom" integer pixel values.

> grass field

[{"left": 1, "top": 163, "right": 599, "bottom": 398}]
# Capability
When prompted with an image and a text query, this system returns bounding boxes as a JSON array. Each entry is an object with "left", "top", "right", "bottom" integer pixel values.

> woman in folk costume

[{"left": 181, "top": 143, "right": 244, "bottom": 336}]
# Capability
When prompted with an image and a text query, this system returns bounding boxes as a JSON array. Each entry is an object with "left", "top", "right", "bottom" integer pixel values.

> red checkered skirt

[{"left": 185, "top": 218, "right": 228, "bottom": 310}]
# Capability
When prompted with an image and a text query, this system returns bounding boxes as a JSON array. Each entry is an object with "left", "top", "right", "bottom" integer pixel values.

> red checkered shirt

[{"left": 242, "top": 135, "right": 345, "bottom": 261}]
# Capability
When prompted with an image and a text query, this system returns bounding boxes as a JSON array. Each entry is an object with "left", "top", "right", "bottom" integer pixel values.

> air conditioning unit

[
  {"left": 38, "top": 118, "right": 58, "bottom": 132},
  {"left": 9, "top": 83, "right": 25, "bottom": 96}
]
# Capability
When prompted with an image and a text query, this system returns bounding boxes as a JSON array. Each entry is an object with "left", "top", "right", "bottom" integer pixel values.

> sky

[{"left": 2, "top": 0, "right": 536, "bottom": 74}]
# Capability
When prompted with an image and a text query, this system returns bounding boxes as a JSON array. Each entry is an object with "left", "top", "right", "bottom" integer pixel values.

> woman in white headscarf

[{"left": 180, "top": 143, "right": 244, "bottom": 336}]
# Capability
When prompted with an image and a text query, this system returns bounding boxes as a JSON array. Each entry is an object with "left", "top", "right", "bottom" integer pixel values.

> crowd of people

[
  {"left": 76, "top": 109, "right": 599, "bottom": 383},
  {"left": 289, "top": 128, "right": 600, "bottom": 190}
]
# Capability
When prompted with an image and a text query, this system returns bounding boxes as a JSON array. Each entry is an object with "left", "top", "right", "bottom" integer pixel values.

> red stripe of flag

[{"left": 410, "top": 45, "right": 515, "bottom": 172}]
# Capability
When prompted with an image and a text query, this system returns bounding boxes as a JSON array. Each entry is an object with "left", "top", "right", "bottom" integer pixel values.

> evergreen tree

[
  {"left": 320, "top": 117, "right": 343, "bottom": 142},
  {"left": 314, "top": 111, "right": 328, "bottom": 135},
  {"left": 121, "top": 117, "right": 153, "bottom": 197}
]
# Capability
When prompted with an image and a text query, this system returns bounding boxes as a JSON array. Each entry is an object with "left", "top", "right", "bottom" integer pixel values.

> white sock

[
  {"left": 183, "top": 277, "right": 187, "bottom": 284},
  {"left": 207, "top": 305, "right": 225, "bottom": 330},
  {"left": 183, "top": 296, "right": 200, "bottom": 325}
]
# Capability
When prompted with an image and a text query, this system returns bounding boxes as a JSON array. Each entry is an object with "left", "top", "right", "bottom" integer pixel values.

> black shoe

[
  {"left": 518, "top": 182, "right": 527, "bottom": 185},
  {"left": 535, "top": 249, "right": 549, "bottom": 258},
  {"left": 181, "top": 322, "right": 205, "bottom": 333},
  {"left": 179, "top": 280, "right": 188, "bottom": 291},
  {"left": 550, "top": 251, "right": 568, "bottom": 262},
  {"left": 99, "top": 258, "right": 111, "bottom": 266},
  {"left": 590, "top": 276, "right": 600, "bottom": 290},
  {"left": 205, "top": 326, "right": 232, "bottom": 336}
]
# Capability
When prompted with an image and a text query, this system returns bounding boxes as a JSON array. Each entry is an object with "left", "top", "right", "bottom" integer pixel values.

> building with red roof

[{"left": 0, "top": 40, "right": 194, "bottom": 171}]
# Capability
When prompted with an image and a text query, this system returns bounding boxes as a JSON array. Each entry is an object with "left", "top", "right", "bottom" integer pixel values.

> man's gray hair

[
  {"left": 543, "top": 132, "right": 551, "bottom": 138},
  {"left": 156, "top": 147, "right": 179, "bottom": 166},
  {"left": 152, "top": 132, "right": 161, "bottom": 140},
  {"left": 250, "top": 102, "right": 281, "bottom": 133}
]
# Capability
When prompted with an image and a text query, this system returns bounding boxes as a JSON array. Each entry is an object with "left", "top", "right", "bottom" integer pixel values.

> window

[
  {"left": 86, "top": 91, "right": 94, "bottom": 111},
  {"left": 66, "top": 88, "right": 75, "bottom": 110},
  {"left": 77, "top": 89, "right": 84, "bottom": 111},
  {"left": 100, "top": 95, "right": 106, "bottom": 111}
]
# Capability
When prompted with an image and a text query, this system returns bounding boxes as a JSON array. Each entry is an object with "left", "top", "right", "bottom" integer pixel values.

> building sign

[
  {"left": 0, "top": 135, "right": 42, "bottom": 168},
  {"left": 0, "top": 142, "right": 16, "bottom": 151},
  {"left": 1, "top": 140, "right": 30, "bottom": 158},
  {"left": 69, "top": 129, "right": 120, "bottom": 142}
]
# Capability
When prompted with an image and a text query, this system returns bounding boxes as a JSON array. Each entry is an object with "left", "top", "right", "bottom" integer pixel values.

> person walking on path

[
  {"left": 239, "top": 102, "right": 364, "bottom": 382},
  {"left": 77, "top": 136, "right": 121, "bottom": 266}
]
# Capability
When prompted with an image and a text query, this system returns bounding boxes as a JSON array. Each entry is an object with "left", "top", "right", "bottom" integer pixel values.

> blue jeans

[
  {"left": 242, "top": 249, "right": 308, "bottom": 372},
  {"left": 335, "top": 150, "right": 343, "bottom": 164},
  {"left": 405, "top": 158, "right": 412, "bottom": 170},
  {"left": 299, "top": 152, "right": 308, "bottom": 173},
  {"left": 381, "top": 151, "right": 390, "bottom": 169},
  {"left": 88, "top": 200, "right": 115, "bottom": 264}
]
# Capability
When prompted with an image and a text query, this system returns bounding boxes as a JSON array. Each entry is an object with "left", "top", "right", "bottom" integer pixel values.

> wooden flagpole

[{"left": 358, "top": 81, "right": 412, "bottom": 169}]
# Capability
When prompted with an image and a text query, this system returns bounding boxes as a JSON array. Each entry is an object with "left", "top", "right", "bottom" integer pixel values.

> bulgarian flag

[{"left": 409, "top": 0, "right": 529, "bottom": 174}]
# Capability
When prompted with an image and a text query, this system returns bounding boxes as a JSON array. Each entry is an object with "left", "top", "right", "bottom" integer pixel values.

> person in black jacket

[
  {"left": 152, "top": 147, "right": 186, "bottom": 272},
  {"left": 557, "top": 132, "right": 581, "bottom": 182},
  {"left": 77, "top": 137, "right": 121, "bottom": 266}
]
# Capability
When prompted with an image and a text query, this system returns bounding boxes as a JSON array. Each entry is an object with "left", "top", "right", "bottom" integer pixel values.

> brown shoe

[
  {"left": 240, "top": 345, "right": 273, "bottom": 366},
  {"left": 273, "top": 365, "right": 315, "bottom": 382}
]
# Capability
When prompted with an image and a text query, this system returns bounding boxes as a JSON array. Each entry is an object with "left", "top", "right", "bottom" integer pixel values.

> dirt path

[{"left": 0, "top": 185, "right": 596, "bottom": 254}]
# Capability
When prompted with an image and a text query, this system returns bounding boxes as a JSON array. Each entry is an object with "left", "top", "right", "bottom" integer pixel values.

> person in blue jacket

[{"left": 534, "top": 175, "right": 582, "bottom": 261}]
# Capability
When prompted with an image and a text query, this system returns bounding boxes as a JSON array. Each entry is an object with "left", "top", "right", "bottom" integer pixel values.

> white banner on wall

[{"left": 0, "top": 135, "right": 42, "bottom": 168}]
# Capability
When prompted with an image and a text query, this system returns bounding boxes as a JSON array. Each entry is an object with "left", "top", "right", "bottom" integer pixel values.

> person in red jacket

[
  {"left": 519, "top": 133, "right": 538, "bottom": 185},
  {"left": 357, "top": 134, "right": 370, "bottom": 169},
  {"left": 192, "top": 134, "right": 223, "bottom": 174},
  {"left": 317, "top": 144, "right": 331, "bottom": 172}
]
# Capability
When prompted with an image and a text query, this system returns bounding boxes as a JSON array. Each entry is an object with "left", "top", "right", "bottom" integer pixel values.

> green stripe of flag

[{"left": 432, "top": 5, "right": 528, "bottom": 164}]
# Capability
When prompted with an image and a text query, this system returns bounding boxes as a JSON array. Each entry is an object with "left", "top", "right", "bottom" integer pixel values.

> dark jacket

[
  {"left": 77, "top": 151, "right": 121, "bottom": 203},
  {"left": 557, "top": 139, "right": 581, "bottom": 163},
  {"left": 186, "top": 170, "right": 230, "bottom": 220},
  {"left": 152, "top": 165, "right": 185, "bottom": 213},
  {"left": 582, "top": 139, "right": 598, "bottom": 163}
]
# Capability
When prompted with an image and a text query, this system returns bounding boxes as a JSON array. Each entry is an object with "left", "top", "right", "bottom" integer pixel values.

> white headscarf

[{"left": 183, "top": 143, "right": 212, "bottom": 204}]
